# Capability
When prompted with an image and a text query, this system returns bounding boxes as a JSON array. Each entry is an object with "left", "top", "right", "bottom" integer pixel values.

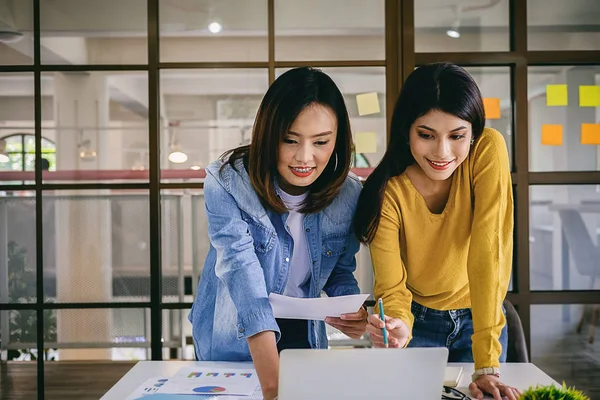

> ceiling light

[
  {"left": 208, "top": 22, "right": 222, "bottom": 34},
  {"left": 446, "top": 28, "right": 460, "bottom": 38},
  {"left": 168, "top": 147, "right": 188, "bottom": 164},
  {"left": 446, "top": 18, "right": 461, "bottom": 39},
  {"left": 190, "top": 165, "right": 202, "bottom": 170}
]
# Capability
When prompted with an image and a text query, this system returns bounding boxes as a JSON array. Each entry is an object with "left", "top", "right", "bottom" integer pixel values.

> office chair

[{"left": 503, "top": 299, "right": 529, "bottom": 363}]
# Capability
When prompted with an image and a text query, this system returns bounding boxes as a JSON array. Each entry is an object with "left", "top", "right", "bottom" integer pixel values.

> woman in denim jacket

[{"left": 189, "top": 67, "right": 367, "bottom": 400}]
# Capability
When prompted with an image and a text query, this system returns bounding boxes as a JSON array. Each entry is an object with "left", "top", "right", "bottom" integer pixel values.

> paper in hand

[{"left": 268, "top": 293, "right": 369, "bottom": 320}]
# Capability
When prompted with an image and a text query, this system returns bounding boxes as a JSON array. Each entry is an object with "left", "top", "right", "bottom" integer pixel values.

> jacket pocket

[
  {"left": 322, "top": 234, "right": 348, "bottom": 258},
  {"left": 242, "top": 215, "right": 275, "bottom": 253}
]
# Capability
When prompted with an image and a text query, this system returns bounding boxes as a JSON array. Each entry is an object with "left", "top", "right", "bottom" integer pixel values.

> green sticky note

[
  {"left": 546, "top": 84, "right": 568, "bottom": 106},
  {"left": 579, "top": 85, "right": 600, "bottom": 107}
]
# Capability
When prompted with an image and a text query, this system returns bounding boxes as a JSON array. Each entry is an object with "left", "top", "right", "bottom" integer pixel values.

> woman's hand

[
  {"left": 365, "top": 314, "right": 410, "bottom": 348},
  {"left": 469, "top": 374, "right": 522, "bottom": 400},
  {"left": 325, "top": 307, "right": 368, "bottom": 339}
]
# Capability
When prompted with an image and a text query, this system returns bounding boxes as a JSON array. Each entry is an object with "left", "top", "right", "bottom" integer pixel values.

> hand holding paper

[{"left": 268, "top": 293, "right": 369, "bottom": 321}]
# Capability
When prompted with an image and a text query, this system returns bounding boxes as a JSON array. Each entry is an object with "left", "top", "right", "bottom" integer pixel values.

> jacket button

[
  {"left": 239, "top": 327, "right": 245, "bottom": 333},
  {"left": 305, "top": 228, "right": 310, "bottom": 232},
  {"left": 326, "top": 251, "right": 332, "bottom": 256},
  {"left": 285, "top": 257, "right": 290, "bottom": 262}
]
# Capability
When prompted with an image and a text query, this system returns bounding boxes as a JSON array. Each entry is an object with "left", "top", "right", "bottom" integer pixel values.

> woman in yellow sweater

[{"left": 355, "top": 63, "right": 518, "bottom": 400}]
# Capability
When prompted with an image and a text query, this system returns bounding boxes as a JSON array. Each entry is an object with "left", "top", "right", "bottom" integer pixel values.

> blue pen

[{"left": 378, "top": 298, "right": 389, "bottom": 348}]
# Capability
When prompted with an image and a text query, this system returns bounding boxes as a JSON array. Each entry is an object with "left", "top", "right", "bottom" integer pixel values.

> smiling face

[
  {"left": 276, "top": 103, "right": 338, "bottom": 195},
  {"left": 408, "top": 109, "right": 473, "bottom": 181}
]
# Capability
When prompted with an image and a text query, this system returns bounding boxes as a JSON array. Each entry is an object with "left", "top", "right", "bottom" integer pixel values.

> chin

[{"left": 425, "top": 169, "right": 454, "bottom": 181}]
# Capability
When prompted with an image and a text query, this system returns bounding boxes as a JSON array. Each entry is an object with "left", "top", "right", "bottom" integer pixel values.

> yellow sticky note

[
  {"left": 355, "top": 132, "right": 377, "bottom": 153},
  {"left": 546, "top": 84, "right": 568, "bottom": 106},
  {"left": 581, "top": 123, "right": 600, "bottom": 145},
  {"left": 356, "top": 92, "right": 380, "bottom": 116},
  {"left": 579, "top": 85, "right": 600, "bottom": 107},
  {"left": 483, "top": 98, "right": 501, "bottom": 119},
  {"left": 541, "top": 124, "right": 563, "bottom": 146}
]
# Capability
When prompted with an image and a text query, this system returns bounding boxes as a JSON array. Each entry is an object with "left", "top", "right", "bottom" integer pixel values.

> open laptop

[{"left": 279, "top": 347, "right": 449, "bottom": 400}]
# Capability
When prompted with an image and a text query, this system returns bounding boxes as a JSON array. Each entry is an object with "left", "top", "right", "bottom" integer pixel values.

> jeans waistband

[{"left": 410, "top": 301, "right": 472, "bottom": 319}]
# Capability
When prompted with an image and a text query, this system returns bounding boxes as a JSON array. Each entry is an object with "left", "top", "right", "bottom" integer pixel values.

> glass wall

[{"left": 0, "top": 0, "right": 599, "bottom": 399}]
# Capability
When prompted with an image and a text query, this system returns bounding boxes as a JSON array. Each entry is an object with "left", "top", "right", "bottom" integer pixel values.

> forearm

[
  {"left": 247, "top": 331, "right": 279, "bottom": 400},
  {"left": 467, "top": 230, "right": 512, "bottom": 368}
]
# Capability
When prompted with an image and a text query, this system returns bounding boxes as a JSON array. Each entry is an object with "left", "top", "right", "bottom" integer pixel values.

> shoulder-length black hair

[
  {"left": 354, "top": 62, "right": 486, "bottom": 243},
  {"left": 222, "top": 67, "right": 353, "bottom": 214}
]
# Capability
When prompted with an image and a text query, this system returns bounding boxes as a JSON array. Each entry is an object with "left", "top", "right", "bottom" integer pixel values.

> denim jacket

[{"left": 189, "top": 158, "right": 362, "bottom": 361}]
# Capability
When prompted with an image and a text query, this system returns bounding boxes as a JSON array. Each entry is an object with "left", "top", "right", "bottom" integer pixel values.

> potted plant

[
  {"left": 2, "top": 241, "right": 57, "bottom": 360},
  {"left": 520, "top": 383, "right": 590, "bottom": 400}
]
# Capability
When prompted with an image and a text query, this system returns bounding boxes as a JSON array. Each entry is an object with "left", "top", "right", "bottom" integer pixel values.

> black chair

[{"left": 503, "top": 299, "right": 529, "bottom": 362}]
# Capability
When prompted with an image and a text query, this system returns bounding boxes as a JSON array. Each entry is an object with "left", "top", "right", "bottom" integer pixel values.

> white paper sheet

[
  {"left": 156, "top": 367, "right": 260, "bottom": 397},
  {"left": 126, "top": 376, "right": 263, "bottom": 400},
  {"left": 268, "top": 293, "right": 369, "bottom": 320}
]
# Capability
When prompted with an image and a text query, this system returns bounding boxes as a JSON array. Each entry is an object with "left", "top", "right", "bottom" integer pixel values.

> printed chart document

[
  {"left": 156, "top": 366, "right": 260, "bottom": 396},
  {"left": 268, "top": 293, "right": 369, "bottom": 320},
  {"left": 126, "top": 377, "right": 262, "bottom": 399}
]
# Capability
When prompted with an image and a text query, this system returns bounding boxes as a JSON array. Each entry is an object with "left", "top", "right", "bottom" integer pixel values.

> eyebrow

[
  {"left": 417, "top": 125, "right": 468, "bottom": 133},
  {"left": 288, "top": 130, "right": 333, "bottom": 138}
]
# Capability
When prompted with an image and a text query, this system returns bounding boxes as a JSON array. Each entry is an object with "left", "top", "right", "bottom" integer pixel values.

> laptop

[{"left": 279, "top": 347, "right": 449, "bottom": 400}]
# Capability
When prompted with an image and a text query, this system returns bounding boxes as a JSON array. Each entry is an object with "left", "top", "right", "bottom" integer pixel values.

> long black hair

[
  {"left": 353, "top": 62, "right": 486, "bottom": 243},
  {"left": 222, "top": 67, "right": 353, "bottom": 214}
]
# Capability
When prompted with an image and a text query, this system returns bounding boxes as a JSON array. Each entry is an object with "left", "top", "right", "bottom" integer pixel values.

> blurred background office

[{"left": 0, "top": 0, "right": 599, "bottom": 399}]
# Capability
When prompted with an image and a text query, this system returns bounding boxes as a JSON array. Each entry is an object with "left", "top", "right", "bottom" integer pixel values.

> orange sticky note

[
  {"left": 541, "top": 124, "right": 562, "bottom": 146},
  {"left": 579, "top": 85, "right": 600, "bottom": 107},
  {"left": 483, "top": 98, "right": 501, "bottom": 119},
  {"left": 546, "top": 84, "right": 568, "bottom": 106},
  {"left": 581, "top": 123, "right": 600, "bottom": 145}
]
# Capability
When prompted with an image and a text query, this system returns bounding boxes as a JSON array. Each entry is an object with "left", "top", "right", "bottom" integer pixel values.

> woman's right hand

[{"left": 366, "top": 314, "right": 410, "bottom": 348}]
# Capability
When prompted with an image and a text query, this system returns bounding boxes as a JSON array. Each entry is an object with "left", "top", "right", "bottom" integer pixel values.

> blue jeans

[{"left": 407, "top": 302, "right": 508, "bottom": 363}]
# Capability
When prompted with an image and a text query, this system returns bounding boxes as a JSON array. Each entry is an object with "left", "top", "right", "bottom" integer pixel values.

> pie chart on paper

[{"left": 193, "top": 386, "right": 227, "bottom": 393}]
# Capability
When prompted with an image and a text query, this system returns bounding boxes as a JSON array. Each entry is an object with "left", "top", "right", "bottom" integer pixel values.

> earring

[
  {"left": 333, "top": 152, "right": 338, "bottom": 171},
  {"left": 470, "top": 138, "right": 475, "bottom": 146}
]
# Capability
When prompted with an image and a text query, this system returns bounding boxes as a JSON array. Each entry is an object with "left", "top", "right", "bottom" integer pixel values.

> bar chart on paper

[{"left": 154, "top": 367, "right": 259, "bottom": 396}]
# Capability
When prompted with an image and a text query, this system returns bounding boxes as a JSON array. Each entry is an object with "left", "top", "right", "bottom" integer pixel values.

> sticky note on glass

[
  {"left": 356, "top": 92, "right": 380, "bottom": 116},
  {"left": 541, "top": 124, "right": 562, "bottom": 146},
  {"left": 579, "top": 85, "right": 600, "bottom": 107},
  {"left": 483, "top": 98, "right": 501, "bottom": 119},
  {"left": 355, "top": 132, "right": 377, "bottom": 153},
  {"left": 546, "top": 84, "right": 568, "bottom": 106},
  {"left": 581, "top": 123, "right": 600, "bottom": 145}
]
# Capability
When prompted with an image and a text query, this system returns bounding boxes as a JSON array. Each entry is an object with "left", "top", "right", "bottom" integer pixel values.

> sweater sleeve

[
  {"left": 467, "top": 129, "right": 514, "bottom": 369},
  {"left": 370, "top": 187, "right": 414, "bottom": 336}
]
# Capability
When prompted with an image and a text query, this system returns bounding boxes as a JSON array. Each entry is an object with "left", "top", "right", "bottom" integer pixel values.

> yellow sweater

[{"left": 370, "top": 127, "right": 513, "bottom": 369}]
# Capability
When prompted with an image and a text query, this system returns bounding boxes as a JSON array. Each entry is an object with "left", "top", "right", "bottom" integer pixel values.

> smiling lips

[
  {"left": 426, "top": 158, "right": 454, "bottom": 171},
  {"left": 290, "top": 166, "right": 315, "bottom": 177}
]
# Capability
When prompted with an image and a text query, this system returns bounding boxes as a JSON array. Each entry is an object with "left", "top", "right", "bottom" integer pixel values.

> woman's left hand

[
  {"left": 325, "top": 307, "right": 368, "bottom": 339},
  {"left": 469, "top": 374, "right": 522, "bottom": 400}
]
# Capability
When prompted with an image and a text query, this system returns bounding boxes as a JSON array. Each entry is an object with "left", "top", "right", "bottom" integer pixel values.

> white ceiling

[{"left": 0, "top": 0, "right": 598, "bottom": 122}]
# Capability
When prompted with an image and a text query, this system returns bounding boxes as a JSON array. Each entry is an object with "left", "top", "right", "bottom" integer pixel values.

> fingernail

[
  {"left": 325, "top": 317, "right": 330, "bottom": 323},
  {"left": 340, "top": 314, "right": 346, "bottom": 320}
]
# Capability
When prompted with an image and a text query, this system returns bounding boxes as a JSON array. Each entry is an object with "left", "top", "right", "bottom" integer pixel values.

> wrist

[{"left": 471, "top": 367, "right": 500, "bottom": 382}]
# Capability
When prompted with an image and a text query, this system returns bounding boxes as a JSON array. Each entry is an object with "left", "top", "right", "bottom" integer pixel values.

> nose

[
  {"left": 294, "top": 142, "right": 313, "bottom": 164},
  {"left": 433, "top": 138, "right": 450, "bottom": 159}
]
